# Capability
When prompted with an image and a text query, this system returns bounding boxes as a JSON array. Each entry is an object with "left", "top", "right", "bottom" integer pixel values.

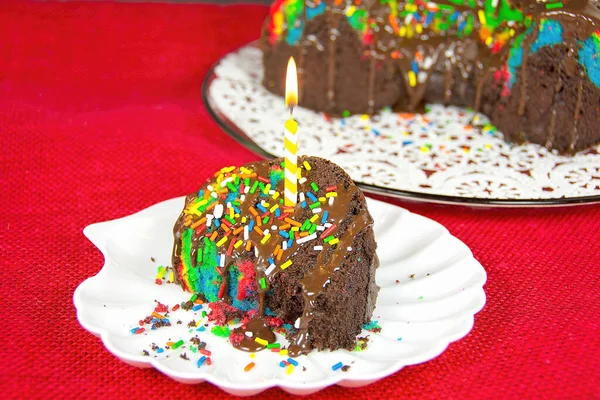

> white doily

[{"left": 207, "top": 44, "right": 600, "bottom": 203}]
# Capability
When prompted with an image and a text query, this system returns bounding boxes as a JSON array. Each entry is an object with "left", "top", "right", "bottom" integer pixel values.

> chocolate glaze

[
  {"left": 172, "top": 156, "right": 378, "bottom": 354},
  {"left": 232, "top": 318, "right": 276, "bottom": 352}
]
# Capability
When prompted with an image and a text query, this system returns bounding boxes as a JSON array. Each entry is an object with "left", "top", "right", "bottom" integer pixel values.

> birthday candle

[{"left": 284, "top": 57, "right": 299, "bottom": 207}]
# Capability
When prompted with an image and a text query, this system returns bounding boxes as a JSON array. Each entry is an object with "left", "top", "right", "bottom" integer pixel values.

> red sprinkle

[
  {"left": 218, "top": 283, "right": 226, "bottom": 299},
  {"left": 271, "top": 348, "right": 281, "bottom": 353},
  {"left": 326, "top": 185, "right": 337, "bottom": 192},
  {"left": 172, "top": 304, "right": 180, "bottom": 311},
  {"left": 258, "top": 176, "right": 270, "bottom": 183},
  {"left": 277, "top": 213, "right": 290, "bottom": 220},
  {"left": 226, "top": 237, "right": 236, "bottom": 256},
  {"left": 195, "top": 224, "right": 207, "bottom": 236},
  {"left": 206, "top": 357, "right": 212, "bottom": 365},
  {"left": 155, "top": 279, "right": 162, "bottom": 285},
  {"left": 135, "top": 328, "right": 145, "bottom": 335},
  {"left": 320, "top": 224, "right": 337, "bottom": 239},
  {"left": 200, "top": 349, "right": 212, "bottom": 356}
]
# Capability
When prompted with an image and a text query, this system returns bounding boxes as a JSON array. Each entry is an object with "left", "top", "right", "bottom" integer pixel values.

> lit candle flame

[{"left": 285, "top": 57, "right": 298, "bottom": 111}]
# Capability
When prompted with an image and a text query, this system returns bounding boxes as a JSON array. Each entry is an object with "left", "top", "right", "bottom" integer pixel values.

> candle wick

[{"left": 288, "top": 106, "right": 294, "bottom": 118}]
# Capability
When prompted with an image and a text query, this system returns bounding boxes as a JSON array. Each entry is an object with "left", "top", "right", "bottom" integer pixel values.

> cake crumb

[
  {"left": 410, "top": 274, "right": 415, "bottom": 279},
  {"left": 341, "top": 365, "right": 351, "bottom": 372},
  {"left": 142, "top": 350, "right": 150, "bottom": 356},
  {"left": 180, "top": 353, "right": 190, "bottom": 361}
]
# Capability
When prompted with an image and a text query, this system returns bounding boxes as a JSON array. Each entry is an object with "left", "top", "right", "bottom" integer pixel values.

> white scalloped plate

[{"left": 74, "top": 196, "right": 486, "bottom": 396}]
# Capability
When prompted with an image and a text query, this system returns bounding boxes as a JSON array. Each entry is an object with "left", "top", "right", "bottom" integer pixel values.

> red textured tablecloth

[{"left": 1, "top": 1, "right": 599, "bottom": 398}]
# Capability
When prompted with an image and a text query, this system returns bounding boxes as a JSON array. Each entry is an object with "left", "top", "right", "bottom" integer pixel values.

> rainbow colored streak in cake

[{"left": 579, "top": 31, "right": 600, "bottom": 87}]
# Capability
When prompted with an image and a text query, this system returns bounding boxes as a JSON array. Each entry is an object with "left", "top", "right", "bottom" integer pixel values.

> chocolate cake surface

[
  {"left": 171, "top": 156, "right": 379, "bottom": 356},
  {"left": 261, "top": 0, "right": 600, "bottom": 153}
]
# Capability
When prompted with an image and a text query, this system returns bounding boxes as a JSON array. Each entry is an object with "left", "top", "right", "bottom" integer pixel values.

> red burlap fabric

[{"left": 1, "top": 1, "right": 599, "bottom": 398}]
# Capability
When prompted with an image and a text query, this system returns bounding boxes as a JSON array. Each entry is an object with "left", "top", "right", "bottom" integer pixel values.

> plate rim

[
  {"left": 73, "top": 196, "right": 487, "bottom": 394},
  {"left": 201, "top": 41, "right": 600, "bottom": 209}
]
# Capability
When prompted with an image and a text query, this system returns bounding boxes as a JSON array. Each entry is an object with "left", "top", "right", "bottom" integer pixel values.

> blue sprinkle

[
  {"left": 402, "top": 140, "right": 414, "bottom": 146},
  {"left": 268, "top": 257, "right": 275, "bottom": 265},
  {"left": 287, "top": 358, "right": 299, "bottom": 366},
  {"left": 412, "top": 61, "right": 418, "bottom": 73},
  {"left": 372, "top": 129, "right": 381, "bottom": 136},
  {"left": 197, "top": 189, "right": 204, "bottom": 198},
  {"left": 213, "top": 218, "right": 220, "bottom": 228},
  {"left": 279, "top": 230, "right": 289, "bottom": 238},
  {"left": 151, "top": 326, "right": 157, "bottom": 330},
  {"left": 275, "top": 208, "right": 281, "bottom": 217},
  {"left": 458, "top": 20, "right": 466, "bottom": 31},
  {"left": 301, "top": 201, "right": 307, "bottom": 209},
  {"left": 332, "top": 362, "right": 343, "bottom": 371},
  {"left": 287, "top": 238, "right": 294, "bottom": 248},
  {"left": 193, "top": 304, "right": 203, "bottom": 311},
  {"left": 233, "top": 206, "right": 241, "bottom": 214},
  {"left": 397, "top": 337, "right": 403, "bottom": 341},
  {"left": 321, "top": 211, "right": 329, "bottom": 224},
  {"left": 279, "top": 361, "right": 286, "bottom": 368},
  {"left": 157, "top": 348, "right": 164, "bottom": 353},
  {"left": 256, "top": 204, "right": 267, "bottom": 213},
  {"left": 196, "top": 326, "right": 206, "bottom": 332},
  {"left": 306, "top": 192, "right": 318, "bottom": 202},
  {"left": 341, "top": 119, "right": 346, "bottom": 127},
  {"left": 163, "top": 319, "right": 170, "bottom": 324},
  {"left": 130, "top": 327, "right": 139, "bottom": 334},
  {"left": 197, "top": 355, "right": 207, "bottom": 367},
  {"left": 425, "top": 12, "right": 433, "bottom": 26},
  {"left": 248, "top": 220, "right": 255, "bottom": 231}
]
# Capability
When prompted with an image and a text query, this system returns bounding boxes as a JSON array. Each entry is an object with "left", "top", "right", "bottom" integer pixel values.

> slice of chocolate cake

[{"left": 171, "top": 156, "right": 379, "bottom": 356}]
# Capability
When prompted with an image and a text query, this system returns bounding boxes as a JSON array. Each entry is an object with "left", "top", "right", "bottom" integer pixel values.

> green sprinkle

[
  {"left": 171, "top": 340, "right": 184, "bottom": 349},
  {"left": 232, "top": 200, "right": 241, "bottom": 206},
  {"left": 190, "top": 345, "right": 197, "bottom": 353},
  {"left": 224, "top": 215, "right": 236, "bottom": 224},
  {"left": 190, "top": 293, "right": 198, "bottom": 302},
  {"left": 309, "top": 202, "right": 321, "bottom": 209},
  {"left": 259, "top": 277, "right": 267, "bottom": 290},
  {"left": 301, "top": 219, "right": 311, "bottom": 231},
  {"left": 546, "top": 2, "right": 563, "bottom": 9},
  {"left": 244, "top": 178, "right": 250, "bottom": 186},
  {"left": 262, "top": 216, "right": 270, "bottom": 224},
  {"left": 202, "top": 311, "right": 207, "bottom": 318},
  {"left": 342, "top": 110, "right": 350, "bottom": 118},
  {"left": 250, "top": 181, "right": 259, "bottom": 194},
  {"left": 357, "top": 257, "right": 361, "bottom": 261},
  {"left": 234, "top": 175, "right": 240, "bottom": 185},
  {"left": 266, "top": 342, "right": 281, "bottom": 349},
  {"left": 226, "top": 182, "right": 237, "bottom": 193},
  {"left": 310, "top": 182, "right": 319, "bottom": 192},
  {"left": 323, "top": 235, "right": 335, "bottom": 243},
  {"left": 211, "top": 326, "right": 231, "bottom": 337},
  {"left": 308, "top": 224, "right": 317, "bottom": 235}
]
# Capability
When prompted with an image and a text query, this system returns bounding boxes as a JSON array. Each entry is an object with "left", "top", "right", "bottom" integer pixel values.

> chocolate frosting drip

[
  {"left": 270, "top": 0, "right": 600, "bottom": 151},
  {"left": 172, "top": 156, "right": 377, "bottom": 354},
  {"left": 232, "top": 318, "right": 276, "bottom": 352}
]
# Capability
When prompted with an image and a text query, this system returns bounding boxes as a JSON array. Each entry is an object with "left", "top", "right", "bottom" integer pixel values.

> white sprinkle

[
  {"left": 254, "top": 247, "right": 259, "bottom": 257},
  {"left": 244, "top": 225, "right": 249, "bottom": 241},
  {"left": 324, "top": 223, "right": 332, "bottom": 228},
  {"left": 207, "top": 185, "right": 214, "bottom": 191},
  {"left": 213, "top": 204, "right": 224, "bottom": 219},
  {"left": 271, "top": 225, "right": 277, "bottom": 231},
  {"left": 266, "top": 264, "right": 277, "bottom": 275},
  {"left": 316, "top": 226, "right": 325, "bottom": 231},
  {"left": 211, "top": 192, "right": 218, "bottom": 199},
  {"left": 244, "top": 186, "right": 250, "bottom": 193},
  {"left": 294, "top": 318, "right": 300, "bottom": 329},
  {"left": 311, "top": 208, "right": 322, "bottom": 214},
  {"left": 299, "top": 192, "right": 306, "bottom": 202},
  {"left": 328, "top": 197, "right": 334, "bottom": 206},
  {"left": 296, "top": 233, "right": 317, "bottom": 244},
  {"left": 347, "top": 247, "right": 353, "bottom": 251},
  {"left": 220, "top": 177, "right": 233, "bottom": 187},
  {"left": 314, "top": 245, "right": 323, "bottom": 251},
  {"left": 263, "top": 229, "right": 269, "bottom": 236},
  {"left": 269, "top": 190, "right": 276, "bottom": 195},
  {"left": 299, "top": 177, "right": 307, "bottom": 184},
  {"left": 219, "top": 254, "right": 225, "bottom": 267},
  {"left": 282, "top": 241, "right": 288, "bottom": 250},
  {"left": 245, "top": 331, "right": 253, "bottom": 337}
]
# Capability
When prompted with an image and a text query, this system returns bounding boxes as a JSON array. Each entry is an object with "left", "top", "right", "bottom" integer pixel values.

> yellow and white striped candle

[
  {"left": 284, "top": 57, "right": 299, "bottom": 206},
  {"left": 284, "top": 117, "right": 298, "bottom": 206}
]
